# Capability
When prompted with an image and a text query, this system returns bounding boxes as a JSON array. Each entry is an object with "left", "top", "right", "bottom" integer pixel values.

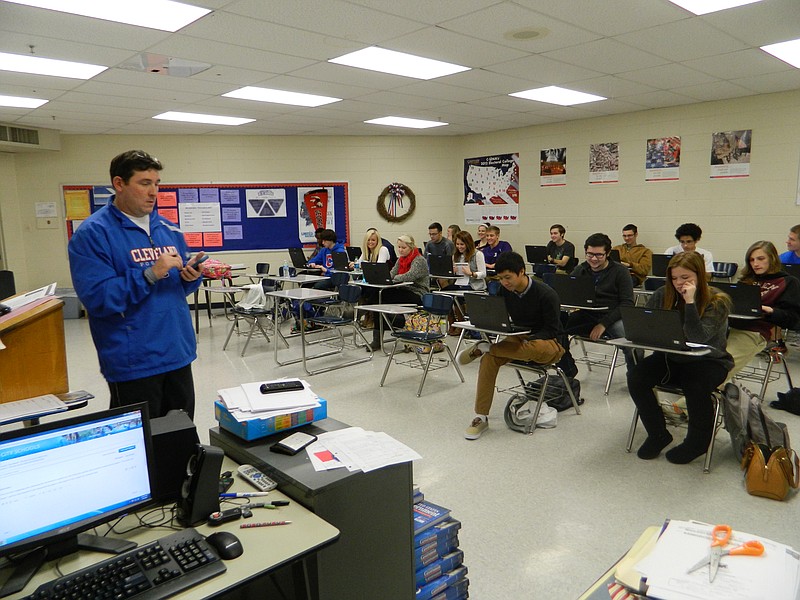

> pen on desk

[
  {"left": 220, "top": 492, "right": 271, "bottom": 498},
  {"left": 240, "top": 521, "right": 292, "bottom": 528}
]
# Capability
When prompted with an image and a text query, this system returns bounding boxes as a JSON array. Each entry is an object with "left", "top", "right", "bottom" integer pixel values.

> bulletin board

[{"left": 63, "top": 181, "right": 350, "bottom": 251}]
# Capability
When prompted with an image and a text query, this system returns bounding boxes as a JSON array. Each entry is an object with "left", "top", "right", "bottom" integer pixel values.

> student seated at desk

[
  {"left": 556, "top": 233, "right": 635, "bottom": 377},
  {"left": 612, "top": 223, "right": 652, "bottom": 287},
  {"left": 627, "top": 251, "right": 732, "bottom": 465},
  {"left": 727, "top": 241, "right": 800, "bottom": 379},
  {"left": 546, "top": 223, "right": 576, "bottom": 272},
  {"left": 369, "top": 234, "right": 430, "bottom": 350},
  {"left": 664, "top": 222, "right": 714, "bottom": 278},
  {"left": 443, "top": 231, "right": 486, "bottom": 334},
  {"left": 480, "top": 225, "right": 512, "bottom": 270},
  {"left": 356, "top": 228, "right": 391, "bottom": 328},
  {"left": 475, "top": 223, "right": 489, "bottom": 251},
  {"left": 306, "top": 228, "right": 345, "bottom": 289},
  {"left": 458, "top": 252, "right": 565, "bottom": 440}
]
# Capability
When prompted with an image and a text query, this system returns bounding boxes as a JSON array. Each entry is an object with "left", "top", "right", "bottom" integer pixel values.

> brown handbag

[{"left": 741, "top": 442, "right": 800, "bottom": 501}]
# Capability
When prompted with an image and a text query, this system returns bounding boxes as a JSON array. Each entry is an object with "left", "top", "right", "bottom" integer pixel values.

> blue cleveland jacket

[{"left": 68, "top": 202, "right": 203, "bottom": 382}]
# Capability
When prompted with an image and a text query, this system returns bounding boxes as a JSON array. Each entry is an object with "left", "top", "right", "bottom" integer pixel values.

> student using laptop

[
  {"left": 546, "top": 224, "right": 575, "bottom": 272},
  {"left": 627, "top": 252, "right": 732, "bottom": 465},
  {"left": 447, "top": 224, "right": 461, "bottom": 242},
  {"left": 727, "top": 241, "right": 800, "bottom": 379},
  {"left": 556, "top": 233, "right": 635, "bottom": 376},
  {"left": 481, "top": 225, "right": 513, "bottom": 270},
  {"left": 306, "top": 229, "right": 345, "bottom": 289},
  {"left": 612, "top": 224, "right": 652, "bottom": 286},
  {"left": 442, "top": 231, "right": 487, "bottom": 334},
  {"left": 664, "top": 223, "right": 714, "bottom": 277},
  {"left": 458, "top": 252, "right": 565, "bottom": 440},
  {"left": 779, "top": 224, "right": 800, "bottom": 264},
  {"left": 475, "top": 223, "right": 489, "bottom": 251},
  {"left": 369, "top": 234, "right": 430, "bottom": 351},
  {"left": 424, "top": 222, "right": 455, "bottom": 258}
]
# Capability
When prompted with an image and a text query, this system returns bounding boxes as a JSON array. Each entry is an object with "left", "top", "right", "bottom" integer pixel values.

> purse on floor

[{"left": 740, "top": 402, "right": 800, "bottom": 501}]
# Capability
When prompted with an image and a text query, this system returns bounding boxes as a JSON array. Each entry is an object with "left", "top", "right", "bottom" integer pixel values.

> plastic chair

[
  {"left": 626, "top": 385, "right": 726, "bottom": 474},
  {"left": 222, "top": 279, "right": 284, "bottom": 356},
  {"left": 256, "top": 262, "right": 270, "bottom": 275},
  {"left": 712, "top": 262, "right": 738, "bottom": 281},
  {"left": 380, "top": 294, "right": 464, "bottom": 397},
  {"left": 309, "top": 271, "right": 351, "bottom": 316}
]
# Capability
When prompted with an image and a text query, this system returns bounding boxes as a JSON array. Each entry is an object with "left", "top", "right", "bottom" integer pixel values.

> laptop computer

[
  {"left": 714, "top": 282, "right": 762, "bottom": 317},
  {"left": 331, "top": 251, "right": 353, "bottom": 271},
  {"left": 360, "top": 261, "right": 394, "bottom": 285},
  {"left": 548, "top": 275, "right": 604, "bottom": 307},
  {"left": 346, "top": 246, "right": 362, "bottom": 261},
  {"left": 783, "top": 263, "right": 800, "bottom": 281},
  {"left": 464, "top": 292, "right": 528, "bottom": 333},
  {"left": 288, "top": 247, "right": 310, "bottom": 269},
  {"left": 651, "top": 254, "right": 671, "bottom": 277},
  {"left": 428, "top": 255, "right": 455, "bottom": 277},
  {"left": 525, "top": 245, "right": 549, "bottom": 264},
  {"left": 609, "top": 249, "right": 621, "bottom": 262},
  {"left": 620, "top": 305, "right": 709, "bottom": 351}
]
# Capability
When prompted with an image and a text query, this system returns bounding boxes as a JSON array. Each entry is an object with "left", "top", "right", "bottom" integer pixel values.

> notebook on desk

[
  {"left": 713, "top": 282, "right": 762, "bottom": 317},
  {"left": 525, "top": 245, "right": 549, "bottom": 264},
  {"left": 549, "top": 275, "right": 604, "bottom": 308},
  {"left": 428, "top": 255, "right": 455, "bottom": 277},
  {"left": 361, "top": 262, "right": 394, "bottom": 285},
  {"left": 464, "top": 292, "right": 528, "bottom": 333},
  {"left": 288, "top": 247, "right": 310, "bottom": 269},
  {"left": 651, "top": 254, "right": 671, "bottom": 277},
  {"left": 331, "top": 251, "right": 353, "bottom": 271},
  {"left": 620, "top": 306, "right": 709, "bottom": 351}
]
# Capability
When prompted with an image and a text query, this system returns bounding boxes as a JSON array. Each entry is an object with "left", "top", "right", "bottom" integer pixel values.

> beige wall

[{"left": 3, "top": 88, "right": 800, "bottom": 290}]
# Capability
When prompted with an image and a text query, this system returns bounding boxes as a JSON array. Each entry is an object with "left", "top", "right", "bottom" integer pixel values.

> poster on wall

[
  {"left": 589, "top": 142, "right": 619, "bottom": 184},
  {"left": 297, "top": 187, "right": 336, "bottom": 245},
  {"left": 463, "top": 153, "right": 519, "bottom": 226},
  {"left": 540, "top": 147, "right": 566, "bottom": 187},
  {"left": 645, "top": 136, "right": 681, "bottom": 181},
  {"left": 710, "top": 129, "right": 751, "bottom": 179}
]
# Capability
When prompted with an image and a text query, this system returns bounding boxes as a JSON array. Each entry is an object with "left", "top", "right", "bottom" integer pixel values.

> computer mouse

[{"left": 205, "top": 531, "right": 244, "bottom": 560}]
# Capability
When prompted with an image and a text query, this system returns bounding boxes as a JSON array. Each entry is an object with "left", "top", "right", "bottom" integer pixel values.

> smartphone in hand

[{"left": 187, "top": 254, "right": 209, "bottom": 270}]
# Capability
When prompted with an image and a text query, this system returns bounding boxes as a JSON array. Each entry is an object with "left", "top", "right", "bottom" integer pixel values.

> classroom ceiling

[{"left": 1, "top": 0, "right": 800, "bottom": 137}]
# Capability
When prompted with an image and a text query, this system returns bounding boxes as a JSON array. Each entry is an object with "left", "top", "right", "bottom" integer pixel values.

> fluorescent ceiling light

[
  {"left": 0, "top": 51, "right": 106, "bottom": 79},
  {"left": 667, "top": 0, "right": 762, "bottom": 15},
  {"left": 153, "top": 111, "right": 255, "bottom": 126},
  {"left": 761, "top": 38, "right": 800, "bottom": 69},
  {"left": 223, "top": 86, "right": 341, "bottom": 107},
  {"left": 330, "top": 47, "right": 469, "bottom": 80},
  {"left": 509, "top": 86, "right": 606, "bottom": 106},
  {"left": 2, "top": 0, "right": 210, "bottom": 32},
  {"left": 0, "top": 94, "right": 48, "bottom": 108},
  {"left": 364, "top": 116, "right": 447, "bottom": 129}
]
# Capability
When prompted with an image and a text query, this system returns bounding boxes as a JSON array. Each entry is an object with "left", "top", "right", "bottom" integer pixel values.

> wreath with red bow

[{"left": 377, "top": 182, "right": 416, "bottom": 223}]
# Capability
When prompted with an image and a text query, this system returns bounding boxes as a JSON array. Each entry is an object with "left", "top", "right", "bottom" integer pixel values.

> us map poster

[{"left": 463, "top": 153, "right": 519, "bottom": 226}]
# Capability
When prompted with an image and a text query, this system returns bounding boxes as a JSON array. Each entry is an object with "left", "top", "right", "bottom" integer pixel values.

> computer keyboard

[{"left": 23, "top": 528, "right": 226, "bottom": 600}]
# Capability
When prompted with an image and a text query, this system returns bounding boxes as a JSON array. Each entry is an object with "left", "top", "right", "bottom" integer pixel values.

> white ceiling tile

[
  {"left": 542, "top": 39, "right": 668, "bottom": 75},
  {"left": 615, "top": 90, "right": 698, "bottom": 110},
  {"left": 0, "top": 30, "right": 135, "bottom": 68},
  {"left": 344, "top": 0, "right": 501, "bottom": 25},
  {"left": 395, "top": 81, "right": 496, "bottom": 103},
  {"left": 486, "top": 54, "right": 604, "bottom": 86},
  {"left": 673, "top": 80, "right": 757, "bottom": 102},
  {"left": 570, "top": 75, "right": 658, "bottom": 98},
  {"left": 699, "top": 0, "right": 800, "bottom": 47},
  {"left": 682, "top": 48, "right": 794, "bottom": 80},
  {"left": 618, "top": 63, "right": 717, "bottom": 90},
  {"left": 731, "top": 70, "right": 800, "bottom": 94}
]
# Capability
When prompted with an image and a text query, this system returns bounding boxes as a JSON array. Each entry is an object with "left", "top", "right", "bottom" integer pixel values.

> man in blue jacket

[{"left": 68, "top": 150, "right": 204, "bottom": 418}]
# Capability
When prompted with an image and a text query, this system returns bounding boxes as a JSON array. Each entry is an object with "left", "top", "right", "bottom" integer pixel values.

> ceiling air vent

[{"left": 0, "top": 125, "right": 40, "bottom": 145}]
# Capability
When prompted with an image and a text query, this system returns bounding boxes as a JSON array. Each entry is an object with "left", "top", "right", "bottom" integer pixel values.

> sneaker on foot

[
  {"left": 465, "top": 417, "right": 488, "bottom": 440},
  {"left": 457, "top": 341, "right": 490, "bottom": 365}
]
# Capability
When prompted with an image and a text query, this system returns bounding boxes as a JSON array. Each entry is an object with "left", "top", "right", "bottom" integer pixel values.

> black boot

[
  {"left": 665, "top": 427, "right": 711, "bottom": 464},
  {"left": 636, "top": 411, "right": 673, "bottom": 460}
]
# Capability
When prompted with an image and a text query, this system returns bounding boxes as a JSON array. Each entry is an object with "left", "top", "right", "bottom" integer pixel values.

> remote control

[
  {"left": 237, "top": 464, "right": 277, "bottom": 492},
  {"left": 260, "top": 380, "right": 304, "bottom": 394}
]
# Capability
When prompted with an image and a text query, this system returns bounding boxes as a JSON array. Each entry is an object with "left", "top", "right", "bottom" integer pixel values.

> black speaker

[
  {"left": 149, "top": 410, "right": 200, "bottom": 502},
  {"left": 177, "top": 444, "right": 224, "bottom": 526}
]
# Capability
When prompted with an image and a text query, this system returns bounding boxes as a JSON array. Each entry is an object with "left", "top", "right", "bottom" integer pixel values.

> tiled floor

[{"left": 60, "top": 313, "right": 800, "bottom": 598}]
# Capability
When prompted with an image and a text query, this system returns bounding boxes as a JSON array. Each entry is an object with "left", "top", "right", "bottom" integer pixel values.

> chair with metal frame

[
  {"left": 626, "top": 385, "right": 726, "bottom": 474},
  {"left": 380, "top": 293, "right": 464, "bottom": 397},
  {"left": 733, "top": 327, "right": 795, "bottom": 401},
  {"left": 712, "top": 261, "right": 738, "bottom": 281},
  {"left": 222, "top": 279, "right": 285, "bottom": 357}
]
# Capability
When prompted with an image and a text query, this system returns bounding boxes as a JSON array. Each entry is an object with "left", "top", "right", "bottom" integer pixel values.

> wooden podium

[{"left": 0, "top": 298, "right": 68, "bottom": 403}]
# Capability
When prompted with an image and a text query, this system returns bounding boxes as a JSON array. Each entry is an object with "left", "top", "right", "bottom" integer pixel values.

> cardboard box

[{"left": 214, "top": 398, "right": 327, "bottom": 441}]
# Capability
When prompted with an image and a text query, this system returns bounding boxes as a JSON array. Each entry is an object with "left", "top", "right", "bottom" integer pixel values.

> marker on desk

[
  {"left": 220, "top": 492, "right": 271, "bottom": 498},
  {"left": 241, "top": 521, "right": 292, "bottom": 528}
]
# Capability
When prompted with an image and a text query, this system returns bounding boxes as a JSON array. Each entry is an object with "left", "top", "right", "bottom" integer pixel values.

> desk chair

[
  {"left": 380, "top": 294, "right": 464, "bottom": 397},
  {"left": 571, "top": 335, "right": 622, "bottom": 395},
  {"left": 309, "top": 271, "right": 350, "bottom": 316},
  {"left": 503, "top": 361, "right": 582, "bottom": 435},
  {"left": 712, "top": 261, "right": 738, "bottom": 281},
  {"left": 626, "top": 385, "right": 725, "bottom": 473},
  {"left": 733, "top": 330, "right": 794, "bottom": 401},
  {"left": 222, "top": 280, "right": 284, "bottom": 356},
  {"left": 532, "top": 263, "right": 557, "bottom": 279}
]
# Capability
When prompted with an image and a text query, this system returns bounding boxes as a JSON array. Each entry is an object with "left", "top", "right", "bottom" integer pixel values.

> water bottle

[{"left": 282, "top": 258, "right": 289, "bottom": 277}]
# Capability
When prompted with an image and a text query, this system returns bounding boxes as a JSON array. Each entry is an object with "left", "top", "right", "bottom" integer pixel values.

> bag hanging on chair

[{"left": 403, "top": 310, "right": 445, "bottom": 354}]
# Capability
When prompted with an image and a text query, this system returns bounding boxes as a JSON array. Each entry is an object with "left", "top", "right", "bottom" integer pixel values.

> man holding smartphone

[{"left": 68, "top": 150, "right": 204, "bottom": 418}]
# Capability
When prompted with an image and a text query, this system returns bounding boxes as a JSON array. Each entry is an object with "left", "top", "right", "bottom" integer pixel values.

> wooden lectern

[{"left": 0, "top": 298, "right": 68, "bottom": 403}]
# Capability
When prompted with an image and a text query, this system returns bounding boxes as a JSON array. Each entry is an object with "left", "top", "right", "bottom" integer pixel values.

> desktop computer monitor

[{"left": 0, "top": 404, "right": 155, "bottom": 594}]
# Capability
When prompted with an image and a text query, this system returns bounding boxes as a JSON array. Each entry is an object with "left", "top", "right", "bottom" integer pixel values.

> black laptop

[
  {"left": 346, "top": 246, "right": 362, "bottom": 261},
  {"left": 464, "top": 293, "right": 528, "bottom": 333},
  {"left": 331, "top": 251, "right": 353, "bottom": 271},
  {"left": 651, "top": 254, "right": 671, "bottom": 277},
  {"left": 783, "top": 263, "right": 800, "bottom": 281},
  {"left": 361, "top": 262, "right": 394, "bottom": 285},
  {"left": 609, "top": 249, "right": 621, "bottom": 263},
  {"left": 548, "top": 275, "right": 603, "bottom": 308},
  {"left": 428, "top": 255, "right": 455, "bottom": 277},
  {"left": 288, "top": 247, "right": 310, "bottom": 269},
  {"left": 525, "top": 245, "right": 549, "bottom": 264},
  {"left": 714, "top": 282, "right": 762, "bottom": 317},
  {"left": 620, "top": 306, "right": 709, "bottom": 351}
]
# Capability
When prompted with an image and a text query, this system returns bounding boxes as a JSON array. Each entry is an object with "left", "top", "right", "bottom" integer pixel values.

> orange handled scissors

[{"left": 686, "top": 524, "right": 764, "bottom": 582}]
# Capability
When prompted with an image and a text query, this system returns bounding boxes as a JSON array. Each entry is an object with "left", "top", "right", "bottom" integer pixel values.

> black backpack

[
  {"left": 722, "top": 382, "right": 789, "bottom": 460},
  {"left": 526, "top": 376, "right": 583, "bottom": 412}
]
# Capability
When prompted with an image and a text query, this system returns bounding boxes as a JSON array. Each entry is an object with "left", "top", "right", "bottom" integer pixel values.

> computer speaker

[
  {"left": 149, "top": 410, "right": 199, "bottom": 502},
  {"left": 177, "top": 443, "right": 224, "bottom": 526}
]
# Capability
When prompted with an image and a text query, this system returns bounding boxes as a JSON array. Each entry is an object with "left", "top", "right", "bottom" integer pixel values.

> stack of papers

[
  {"left": 618, "top": 519, "right": 800, "bottom": 600},
  {"left": 2, "top": 282, "right": 57, "bottom": 311},
  {"left": 0, "top": 394, "right": 67, "bottom": 425},
  {"left": 217, "top": 379, "right": 319, "bottom": 423},
  {"left": 306, "top": 426, "right": 421, "bottom": 473}
]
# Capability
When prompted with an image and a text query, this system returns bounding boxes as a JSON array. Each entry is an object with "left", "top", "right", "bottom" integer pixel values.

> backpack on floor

[
  {"left": 526, "top": 376, "right": 583, "bottom": 412},
  {"left": 402, "top": 310, "right": 445, "bottom": 354},
  {"left": 504, "top": 393, "right": 557, "bottom": 433},
  {"left": 723, "top": 382, "right": 789, "bottom": 460}
]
